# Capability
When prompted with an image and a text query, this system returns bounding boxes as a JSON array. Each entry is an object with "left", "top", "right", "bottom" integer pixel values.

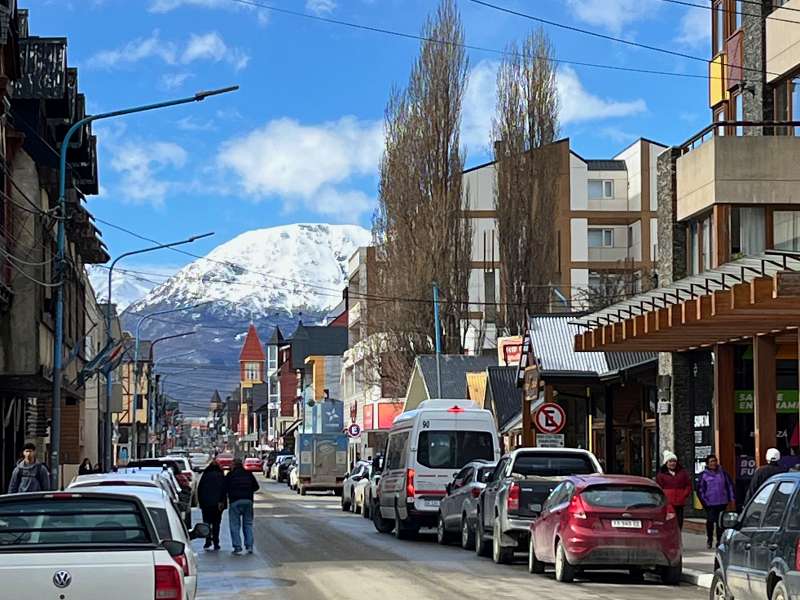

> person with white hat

[
  {"left": 655, "top": 450, "right": 692, "bottom": 528},
  {"left": 746, "top": 448, "right": 787, "bottom": 502}
]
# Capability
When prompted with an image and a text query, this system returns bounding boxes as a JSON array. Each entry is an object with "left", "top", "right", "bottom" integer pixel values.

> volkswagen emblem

[{"left": 53, "top": 570, "right": 72, "bottom": 589}]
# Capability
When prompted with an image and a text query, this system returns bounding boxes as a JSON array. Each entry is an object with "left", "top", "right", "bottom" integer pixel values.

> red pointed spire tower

[{"left": 238, "top": 323, "right": 266, "bottom": 438}]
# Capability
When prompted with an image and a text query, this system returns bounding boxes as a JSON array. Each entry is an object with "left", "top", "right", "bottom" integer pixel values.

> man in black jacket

[
  {"left": 197, "top": 461, "right": 226, "bottom": 550},
  {"left": 746, "top": 448, "right": 787, "bottom": 502},
  {"left": 224, "top": 458, "right": 260, "bottom": 555}
]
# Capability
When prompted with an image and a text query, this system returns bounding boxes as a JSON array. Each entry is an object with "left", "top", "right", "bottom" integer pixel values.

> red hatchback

[
  {"left": 528, "top": 474, "right": 681, "bottom": 585},
  {"left": 244, "top": 457, "right": 263, "bottom": 472}
]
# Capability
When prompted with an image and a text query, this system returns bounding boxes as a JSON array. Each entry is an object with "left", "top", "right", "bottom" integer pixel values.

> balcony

[{"left": 676, "top": 123, "right": 800, "bottom": 221}]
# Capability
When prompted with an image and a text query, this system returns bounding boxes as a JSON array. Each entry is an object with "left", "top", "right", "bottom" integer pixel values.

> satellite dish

[{"left": 307, "top": 399, "right": 316, "bottom": 407}]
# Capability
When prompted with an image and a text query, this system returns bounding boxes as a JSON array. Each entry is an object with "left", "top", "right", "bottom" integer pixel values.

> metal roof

[
  {"left": 585, "top": 159, "right": 627, "bottom": 171},
  {"left": 574, "top": 250, "right": 800, "bottom": 330},
  {"left": 530, "top": 315, "right": 655, "bottom": 375},
  {"left": 485, "top": 366, "right": 519, "bottom": 432},
  {"left": 417, "top": 354, "right": 497, "bottom": 399}
]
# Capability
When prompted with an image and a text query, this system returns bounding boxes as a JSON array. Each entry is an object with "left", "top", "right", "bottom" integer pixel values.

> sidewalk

[{"left": 681, "top": 519, "right": 715, "bottom": 589}]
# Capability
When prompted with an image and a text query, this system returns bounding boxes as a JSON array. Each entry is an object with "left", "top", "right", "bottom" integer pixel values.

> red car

[
  {"left": 216, "top": 453, "right": 234, "bottom": 471},
  {"left": 528, "top": 474, "right": 682, "bottom": 585},
  {"left": 244, "top": 458, "right": 263, "bottom": 472}
]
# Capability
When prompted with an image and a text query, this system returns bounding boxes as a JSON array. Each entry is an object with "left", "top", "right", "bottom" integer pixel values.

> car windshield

[
  {"left": 513, "top": 453, "right": 596, "bottom": 477},
  {"left": 417, "top": 431, "right": 494, "bottom": 469},
  {"left": 581, "top": 485, "right": 665, "bottom": 509},
  {"left": 0, "top": 498, "right": 150, "bottom": 546}
]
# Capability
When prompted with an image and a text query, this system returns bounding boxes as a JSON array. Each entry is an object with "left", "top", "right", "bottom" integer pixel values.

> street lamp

[{"left": 50, "top": 86, "right": 237, "bottom": 487}]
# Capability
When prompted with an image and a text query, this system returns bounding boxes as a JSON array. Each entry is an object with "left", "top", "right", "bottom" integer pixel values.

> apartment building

[{"left": 461, "top": 137, "right": 666, "bottom": 354}]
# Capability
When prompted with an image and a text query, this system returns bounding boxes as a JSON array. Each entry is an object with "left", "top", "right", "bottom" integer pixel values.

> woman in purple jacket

[{"left": 697, "top": 454, "right": 735, "bottom": 549}]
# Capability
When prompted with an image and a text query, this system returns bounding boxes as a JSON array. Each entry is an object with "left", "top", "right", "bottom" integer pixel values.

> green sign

[{"left": 735, "top": 390, "right": 799, "bottom": 414}]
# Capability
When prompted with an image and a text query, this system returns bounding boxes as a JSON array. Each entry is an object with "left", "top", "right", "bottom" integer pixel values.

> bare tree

[
  {"left": 371, "top": 0, "right": 471, "bottom": 393},
  {"left": 577, "top": 259, "right": 656, "bottom": 312},
  {"left": 493, "top": 29, "right": 560, "bottom": 334}
]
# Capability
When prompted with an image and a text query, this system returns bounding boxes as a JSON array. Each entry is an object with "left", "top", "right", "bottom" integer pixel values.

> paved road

[{"left": 193, "top": 477, "right": 707, "bottom": 600}]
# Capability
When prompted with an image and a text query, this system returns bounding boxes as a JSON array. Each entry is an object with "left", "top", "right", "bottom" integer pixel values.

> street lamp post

[{"left": 51, "top": 86, "right": 237, "bottom": 487}]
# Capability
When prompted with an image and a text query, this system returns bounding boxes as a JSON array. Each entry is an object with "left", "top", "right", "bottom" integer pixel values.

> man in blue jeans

[{"left": 224, "top": 458, "right": 260, "bottom": 555}]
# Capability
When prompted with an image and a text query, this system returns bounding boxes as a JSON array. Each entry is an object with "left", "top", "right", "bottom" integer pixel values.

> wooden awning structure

[{"left": 574, "top": 251, "right": 800, "bottom": 352}]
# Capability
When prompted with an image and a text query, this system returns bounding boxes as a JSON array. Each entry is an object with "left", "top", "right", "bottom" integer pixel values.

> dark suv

[{"left": 712, "top": 472, "right": 800, "bottom": 600}]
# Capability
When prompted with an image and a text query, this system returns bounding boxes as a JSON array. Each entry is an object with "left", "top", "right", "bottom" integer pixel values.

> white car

[
  {"left": 163, "top": 456, "right": 199, "bottom": 506},
  {"left": 341, "top": 461, "right": 371, "bottom": 512},
  {"left": 353, "top": 467, "right": 372, "bottom": 515},
  {"left": 189, "top": 453, "right": 209, "bottom": 471},
  {"left": 69, "top": 472, "right": 180, "bottom": 506},
  {"left": 270, "top": 455, "right": 292, "bottom": 480},
  {"left": 73, "top": 484, "right": 208, "bottom": 600},
  {"left": 289, "top": 464, "right": 300, "bottom": 491}
]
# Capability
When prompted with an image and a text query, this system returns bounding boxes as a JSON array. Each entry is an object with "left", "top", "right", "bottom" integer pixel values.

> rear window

[
  {"left": 417, "top": 431, "right": 494, "bottom": 469},
  {"left": 513, "top": 453, "right": 596, "bottom": 477},
  {"left": 147, "top": 508, "right": 172, "bottom": 540},
  {"left": 581, "top": 485, "right": 665, "bottom": 509},
  {"left": 0, "top": 498, "right": 150, "bottom": 547}
]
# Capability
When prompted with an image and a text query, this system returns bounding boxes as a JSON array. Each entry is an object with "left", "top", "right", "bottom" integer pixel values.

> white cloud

[
  {"left": 306, "top": 0, "right": 336, "bottom": 15},
  {"left": 566, "top": 0, "right": 659, "bottom": 34},
  {"left": 218, "top": 116, "right": 382, "bottom": 218},
  {"left": 182, "top": 32, "right": 249, "bottom": 71},
  {"left": 557, "top": 66, "right": 646, "bottom": 124},
  {"left": 161, "top": 72, "right": 193, "bottom": 90},
  {"left": 176, "top": 116, "right": 217, "bottom": 131},
  {"left": 89, "top": 31, "right": 248, "bottom": 71},
  {"left": 599, "top": 126, "right": 638, "bottom": 145},
  {"left": 108, "top": 141, "right": 188, "bottom": 207},
  {"left": 462, "top": 59, "right": 496, "bottom": 153},
  {"left": 148, "top": 0, "right": 270, "bottom": 24},
  {"left": 676, "top": 8, "right": 710, "bottom": 48}
]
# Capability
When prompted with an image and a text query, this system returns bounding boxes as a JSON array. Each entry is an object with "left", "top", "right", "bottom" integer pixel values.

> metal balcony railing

[{"left": 679, "top": 121, "right": 800, "bottom": 155}]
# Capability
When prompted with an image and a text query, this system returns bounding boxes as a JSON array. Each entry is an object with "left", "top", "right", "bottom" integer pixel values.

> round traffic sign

[
  {"left": 346, "top": 423, "right": 362, "bottom": 438},
  {"left": 534, "top": 403, "right": 566, "bottom": 434}
]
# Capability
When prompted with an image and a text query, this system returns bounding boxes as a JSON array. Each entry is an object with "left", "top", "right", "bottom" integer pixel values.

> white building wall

[
  {"left": 650, "top": 218, "right": 659, "bottom": 262},
  {"left": 615, "top": 141, "right": 642, "bottom": 211},
  {"left": 570, "top": 218, "right": 588, "bottom": 262},
  {"left": 463, "top": 163, "right": 496, "bottom": 210},
  {"left": 586, "top": 170, "right": 629, "bottom": 212},
  {"left": 570, "top": 268, "right": 590, "bottom": 310},
  {"left": 570, "top": 153, "right": 588, "bottom": 210}
]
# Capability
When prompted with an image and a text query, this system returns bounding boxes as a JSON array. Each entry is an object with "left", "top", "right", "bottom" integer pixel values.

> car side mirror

[
  {"left": 720, "top": 511, "right": 740, "bottom": 531},
  {"left": 161, "top": 539, "right": 186, "bottom": 557},
  {"left": 445, "top": 483, "right": 452, "bottom": 495},
  {"left": 190, "top": 523, "right": 211, "bottom": 540}
]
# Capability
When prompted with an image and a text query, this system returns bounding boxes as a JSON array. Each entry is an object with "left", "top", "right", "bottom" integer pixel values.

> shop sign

[
  {"left": 737, "top": 455, "right": 756, "bottom": 480},
  {"left": 524, "top": 366, "right": 540, "bottom": 403},
  {"left": 735, "top": 390, "right": 799, "bottom": 414},
  {"left": 497, "top": 336, "right": 523, "bottom": 366}
]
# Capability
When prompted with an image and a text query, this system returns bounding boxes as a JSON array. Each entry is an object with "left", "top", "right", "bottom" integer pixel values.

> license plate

[
  {"left": 529, "top": 503, "right": 542, "bottom": 513},
  {"left": 423, "top": 499, "right": 440, "bottom": 508},
  {"left": 611, "top": 519, "right": 642, "bottom": 528}
]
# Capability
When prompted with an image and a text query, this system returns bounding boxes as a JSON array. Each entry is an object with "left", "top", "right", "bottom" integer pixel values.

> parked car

[
  {"left": 373, "top": 399, "right": 501, "bottom": 539},
  {"left": 270, "top": 455, "right": 292, "bottom": 480},
  {"left": 363, "top": 454, "right": 384, "bottom": 520},
  {"left": 528, "top": 474, "right": 681, "bottom": 584},
  {"left": 276, "top": 456, "right": 296, "bottom": 483},
  {"left": 711, "top": 472, "right": 800, "bottom": 600},
  {"left": 342, "top": 461, "right": 371, "bottom": 512},
  {"left": 289, "top": 463, "right": 300, "bottom": 492},
  {"left": 436, "top": 459, "right": 496, "bottom": 548},
  {"left": 189, "top": 452, "right": 209, "bottom": 472},
  {"left": 215, "top": 453, "right": 234, "bottom": 471},
  {"left": 68, "top": 472, "right": 180, "bottom": 508},
  {"left": 244, "top": 457, "right": 263, "bottom": 472},
  {"left": 353, "top": 467, "right": 372, "bottom": 515},
  {"left": 164, "top": 455, "right": 198, "bottom": 506},
  {"left": 475, "top": 448, "right": 602, "bottom": 564},
  {"left": 0, "top": 491, "right": 188, "bottom": 600},
  {"left": 117, "top": 466, "right": 192, "bottom": 527},
  {"left": 69, "top": 485, "right": 209, "bottom": 599},
  {"left": 264, "top": 450, "right": 292, "bottom": 476}
]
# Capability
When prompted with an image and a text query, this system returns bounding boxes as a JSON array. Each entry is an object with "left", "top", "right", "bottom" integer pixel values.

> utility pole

[{"left": 433, "top": 282, "right": 442, "bottom": 398}]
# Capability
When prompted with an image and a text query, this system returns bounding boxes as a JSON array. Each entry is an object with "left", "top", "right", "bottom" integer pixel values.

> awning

[{"left": 574, "top": 250, "right": 800, "bottom": 353}]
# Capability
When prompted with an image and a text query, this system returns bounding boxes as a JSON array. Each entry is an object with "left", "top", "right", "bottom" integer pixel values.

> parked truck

[{"left": 296, "top": 432, "right": 348, "bottom": 496}]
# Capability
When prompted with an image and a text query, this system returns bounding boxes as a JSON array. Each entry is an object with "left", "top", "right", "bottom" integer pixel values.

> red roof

[{"left": 239, "top": 324, "right": 266, "bottom": 362}]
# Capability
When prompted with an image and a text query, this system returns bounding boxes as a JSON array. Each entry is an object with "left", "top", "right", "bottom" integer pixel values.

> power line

[{"left": 652, "top": 0, "right": 800, "bottom": 25}]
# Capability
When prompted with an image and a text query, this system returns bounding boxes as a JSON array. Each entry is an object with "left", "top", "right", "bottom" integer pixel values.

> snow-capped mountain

[
  {"left": 120, "top": 223, "right": 371, "bottom": 415},
  {"left": 86, "top": 265, "right": 166, "bottom": 311}
]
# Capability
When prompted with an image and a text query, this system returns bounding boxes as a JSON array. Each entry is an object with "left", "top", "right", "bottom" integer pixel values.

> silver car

[{"left": 436, "top": 460, "right": 497, "bottom": 549}]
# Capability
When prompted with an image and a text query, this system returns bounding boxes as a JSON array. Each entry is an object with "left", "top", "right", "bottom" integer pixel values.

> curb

[{"left": 682, "top": 567, "right": 712, "bottom": 589}]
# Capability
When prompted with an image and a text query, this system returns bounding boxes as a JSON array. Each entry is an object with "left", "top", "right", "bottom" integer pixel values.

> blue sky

[{"left": 25, "top": 0, "right": 711, "bottom": 274}]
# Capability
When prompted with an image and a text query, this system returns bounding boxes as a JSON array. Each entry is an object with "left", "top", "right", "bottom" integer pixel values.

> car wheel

[
  {"left": 474, "top": 511, "right": 491, "bottom": 558},
  {"left": 372, "top": 501, "right": 394, "bottom": 534},
  {"left": 299, "top": 486, "right": 307, "bottom": 496},
  {"left": 394, "top": 506, "right": 418, "bottom": 541},
  {"left": 528, "top": 535, "right": 544, "bottom": 574},
  {"left": 350, "top": 492, "right": 357, "bottom": 514},
  {"left": 772, "top": 580, "right": 789, "bottom": 600},
  {"left": 341, "top": 492, "right": 351, "bottom": 512},
  {"left": 362, "top": 500, "right": 370, "bottom": 519},
  {"left": 492, "top": 516, "right": 513, "bottom": 564},
  {"left": 554, "top": 540, "right": 575, "bottom": 583},
  {"left": 660, "top": 560, "right": 682, "bottom": 586},
  {"left": 709, "top": 570, "right": 730, "bottom": 600},
  {"left": 461, "top": 516, "right": 475, "bottom": 550},
  {"left": 628, "top": 568, "right": 645, "bottom": 582},
  {"left": 436, "top": 512, "right": 453, "bottom": 545}
]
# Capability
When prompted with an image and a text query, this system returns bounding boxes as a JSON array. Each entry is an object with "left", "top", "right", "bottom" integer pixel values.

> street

[{"left": 194, "top": 478, "right": 707, "bottom": 600}]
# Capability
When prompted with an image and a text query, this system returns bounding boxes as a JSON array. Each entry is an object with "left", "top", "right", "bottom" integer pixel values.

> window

[
  {"left": 714, "top": 106, "right": 726, "bottom": 136},
  {"left": 741, "top": 482, "right": 776, "bottom": 528},
  {"left": 484, "top": 271, "right": 496, "bottom": 324},
  {"left": 417, "top": 431, "right": 494, "bottom": 469},
  {"left": 477, "top": 465, "right": 495, "bottom": 483},
  {"left": 385, "top": 431, "right": 409, "bottom": 471},
  {"left": 581, "top": 485, "right": 665, "bottom": 509},
  {"left": 713, "top": 1, "right": 724, "bottom": 55},
  {"left": 588, "top": 228, "right": 614, "bottom": 248},
  {"left": 267, "top": 346, "right": 278, "bottom": 370},
  {"left": 732, "top": 92, "right": 744, "bottom": 135},
  {"left": 774, "top": 76, "right": 800, "bottom": 136},
  {"left": 702, "top": 215, "right": 713, "bottom": 271},
  {"left": 245, "top": 362, "right": 260, "bottom": 381},
  {"left": 734, "top": 0, "right": 742, "bottom": 31},
  {"left": 452, "top": 466, "right": 473, "bottom": 490},
  {"left": 775, "top": 211, "right": 800, "bottom": 251},
  {"left": 147, "top": 508, "right": 172, "bottom": 540},
  {"left": 491, "top": 458, "right": 508, "bottom": 482},
  {"left": 787, "top": 486, "right": 800, "bottom": 530},
  {"left": 512, "top": 452, "right": 597, "bottom": 476},
  {"left": 762, "top": 482, "right": 795, "bottom": 528},
  {"left": 731, "top": 207, "right": 766, "bottom": 257},
  {"left": 588, "top": 180, "right": 614, "bottom": 200}
]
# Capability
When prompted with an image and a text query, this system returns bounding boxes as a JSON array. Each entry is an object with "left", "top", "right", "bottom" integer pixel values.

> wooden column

[
  {"left": 754, "top": 335, "right": 777, "bottom": 466},
  {"left": 604, "top": 386, "right": 615, "bottom": 474},
  {"left": 522, "top": 391, "right": 533, "bottom": 447},
  {"left": 714, "top": 344, "right": 736, "bottom": 479}
]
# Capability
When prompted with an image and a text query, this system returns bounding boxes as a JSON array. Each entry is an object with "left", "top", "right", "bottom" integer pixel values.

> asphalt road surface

[{"left": 193, "top": 477, "right": 707, "bottom": 600}]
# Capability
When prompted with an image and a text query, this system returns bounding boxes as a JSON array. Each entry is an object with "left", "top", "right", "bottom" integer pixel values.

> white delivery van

[{"left": 373, "top": 399, "right": 501, "bottom": 539}]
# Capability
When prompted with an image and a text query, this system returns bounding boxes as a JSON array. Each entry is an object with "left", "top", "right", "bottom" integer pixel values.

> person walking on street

[
  {"left": 655, "top": 450, "right": 691, "bottom": 528},
  {"left": 224, "top": 457, "right": 259, "bottom": 555},
  {"left": 8, "top": 443, "right": 50, "bottom": 494},
  {"left": 198, "top": 461, "right": 226, "bottom": 550},
  {"left": 697, "top": 454, "right": 735, "bottom": 549},
  {"left": 747, "top": 448, "right": 787, "bottom": 501},
  {"left": 78, "top": 458, "right": 93, "bottom": 475}
]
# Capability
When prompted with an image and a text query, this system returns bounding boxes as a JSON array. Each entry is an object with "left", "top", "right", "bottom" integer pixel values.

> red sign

[
  {"left": 534, "top": 403, "right": 566, "bottom": 434},
  {"left": 363, "top": 404, "right": 374, "bottom": 430},
  {"left": 378, "top": 403, "right": 404, "bottom": 429}
]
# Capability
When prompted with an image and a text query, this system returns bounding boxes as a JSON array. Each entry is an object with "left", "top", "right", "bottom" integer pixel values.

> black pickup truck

[{"left": 474, "top": 448, "right": 602, "bottom": 564}]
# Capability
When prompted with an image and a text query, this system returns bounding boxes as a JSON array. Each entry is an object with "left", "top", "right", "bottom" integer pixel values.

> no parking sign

[
  {"left": 346, "top": 423, "right": 362, "bottom": 438},
  {"left": 534, "top": 403, "right": 566, "bottom": 435}
]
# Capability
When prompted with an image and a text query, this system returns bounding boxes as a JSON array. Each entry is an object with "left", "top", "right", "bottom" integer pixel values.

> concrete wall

[
  {"left": 569, "top": 153, "right": 589, "bottom": 210},
  {"left": 766, "top": 0, "right": 800, "bottom": 83},
  {"left": 615, "top": 141, "right": 642, "bottom": 211}
]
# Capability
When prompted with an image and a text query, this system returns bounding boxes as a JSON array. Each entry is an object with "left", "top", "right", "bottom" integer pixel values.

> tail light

[
  {"left": 666, "top": 504, "right": 677, "bottom": 521},
  {"left": 507, "top": 482, "right": 520, "bottom": 512},
  {"left": 568, "top": 494, "right": 588, "bottom": 520},
  {"left": 471, "top": 487, "right": 481, "bottom": 499},
  {"left": 405, "top": 468, "right": 416, "bottom": 499},
  {"left": 175, "top": 473, "right": 189, "bottom": 487},
  {"left": 154, "top": 565, "right": 183, "bottom": 600},
  {"left": 173, "top": 552, "right": 190, "bottom": 576}
]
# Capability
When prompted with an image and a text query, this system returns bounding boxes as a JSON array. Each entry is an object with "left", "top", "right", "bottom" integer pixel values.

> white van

[{"left": 373, "top": 399, "right": 501, "bottom": 539}]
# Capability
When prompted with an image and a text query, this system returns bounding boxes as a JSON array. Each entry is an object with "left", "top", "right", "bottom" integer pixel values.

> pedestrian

[
  {"left": 93, "top": 463, "right": 102, "bottom": 473},
  {"left": 746, "top": 448, "right": 787, "bottom": 501},
  {"left": 8, "top": 442, "right": 50, "bottom": 494},
  {"left": 198, "top": 460, "right": 226, "bottom": 551},
  {"left": 655, "top": 450, "right": 691, "bottom": 528},
  {"left": 224, "top": 457, "right": 259, "bottom": 555},
  {"left": 78, "top": 458, "right": 93, "bottom": 475},
  {"left": 697, "top": 454, "right": 735, "bottom": 549}
]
